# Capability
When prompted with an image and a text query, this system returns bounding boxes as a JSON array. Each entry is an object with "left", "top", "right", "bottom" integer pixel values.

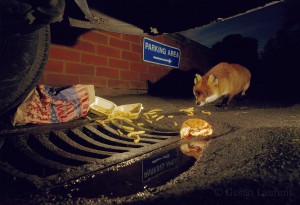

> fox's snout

[{"left": 196, "top": 100, "right": 205, "bottom": 106}]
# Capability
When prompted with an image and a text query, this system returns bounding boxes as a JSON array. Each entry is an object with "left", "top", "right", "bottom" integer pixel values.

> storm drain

[{"left": 0, "top": 119, "right": 185, "bottom": 197}]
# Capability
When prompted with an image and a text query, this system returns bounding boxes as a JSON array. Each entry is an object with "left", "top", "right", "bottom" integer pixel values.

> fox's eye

[{"left": 195, "top": 90, "right": 201, "bottom": 96}]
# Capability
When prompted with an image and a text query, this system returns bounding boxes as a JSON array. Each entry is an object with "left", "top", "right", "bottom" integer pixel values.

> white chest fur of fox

[{"left": 193, "top": 62, "right": 251, "bottom": 108}]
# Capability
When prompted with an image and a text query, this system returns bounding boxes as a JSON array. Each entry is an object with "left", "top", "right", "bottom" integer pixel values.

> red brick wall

[{"left": 39, "top": 30, "right": 211, "bottom": 96}]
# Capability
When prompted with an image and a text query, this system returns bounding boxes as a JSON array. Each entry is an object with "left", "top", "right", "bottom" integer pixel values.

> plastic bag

[{"left": 12, "top": 84, "right": 95, "bottom": 125}]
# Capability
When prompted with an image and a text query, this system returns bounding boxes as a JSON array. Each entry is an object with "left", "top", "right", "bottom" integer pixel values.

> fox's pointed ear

[
  {"left": 208, "top": 75, "right": 218, "bottom": 85},
  {"left": 194, "top": 74, "right": 202, "bottom": 85}
]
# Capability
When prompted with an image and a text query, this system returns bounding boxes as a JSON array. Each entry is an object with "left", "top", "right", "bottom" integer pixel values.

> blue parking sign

[{"left": 143, "top": 37, "right": 181, "bottom": 68}]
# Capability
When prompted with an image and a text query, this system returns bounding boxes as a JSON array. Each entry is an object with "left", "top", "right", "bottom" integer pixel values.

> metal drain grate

[{"left": 0, "top": 119, "right": 179, "bottom": 193}]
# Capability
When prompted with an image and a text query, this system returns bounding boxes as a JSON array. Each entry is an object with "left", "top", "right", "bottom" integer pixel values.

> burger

[{"left": 180, "top": 118, "right": 213, "bottom": 139}]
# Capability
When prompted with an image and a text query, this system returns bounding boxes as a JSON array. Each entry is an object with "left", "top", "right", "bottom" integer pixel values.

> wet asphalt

[
  {"left": 4, "top": 94, "right": 300, "bottom": 205},
  {"left": 58, "top": 94, "right": 300, "bottom": 205}
]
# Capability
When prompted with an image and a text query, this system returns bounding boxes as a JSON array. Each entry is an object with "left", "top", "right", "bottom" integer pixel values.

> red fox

[{"left": 193, "top": 62, "right": 251, "bottom": 108}]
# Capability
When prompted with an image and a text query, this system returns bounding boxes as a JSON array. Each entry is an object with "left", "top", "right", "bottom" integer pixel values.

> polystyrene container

[
  {"left": 114, "top": 103, "right": 143, "bottom": 119},
  {"left": 89, "top": 97, "right": 117, "bottom": 116}
]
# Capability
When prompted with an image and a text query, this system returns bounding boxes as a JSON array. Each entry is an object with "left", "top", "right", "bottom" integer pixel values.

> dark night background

[{"left": 150, "top": 0, "right": 300, "bottom": 104}]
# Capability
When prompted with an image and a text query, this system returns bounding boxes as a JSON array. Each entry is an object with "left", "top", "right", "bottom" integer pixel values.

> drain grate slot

[
  {"left": 0, "top": 118, "right": 182, "bottom": 194},
  {"left": 28, "top": 135, "right": 86, "bottom": 167},
  {"left": 84, "top": 125, "right": 146, "bottom": 148},
  {"left": 49, "top": 131, "right": 113, "bottom": 159},
  {"left": 68, "top": 128, "right": 130, "bottom": 153},
  {"left": 35, "top": 135, "right": 103, "bottom": 164},
  {"left": 1, "top": 136, "right": 61, "bottom": 176}
]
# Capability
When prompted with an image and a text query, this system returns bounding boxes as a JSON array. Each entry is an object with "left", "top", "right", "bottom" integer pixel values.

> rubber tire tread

[{"left": 0, "top": 25, "right": 50, "bottom": 115}]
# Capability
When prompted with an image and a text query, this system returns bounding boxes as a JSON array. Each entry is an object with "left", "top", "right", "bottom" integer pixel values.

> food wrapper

[
  {"left": 12, "top": 84, "right": 95, "bottom": 125},
  {"left": 90, "top": 97, "right": 143, "bottom": 120},
  {"left": 90, "top": 97, "right": 117, "bottom": 116},
  {"left": 113, "top": 103, "right": 143, "bottom": 119}
]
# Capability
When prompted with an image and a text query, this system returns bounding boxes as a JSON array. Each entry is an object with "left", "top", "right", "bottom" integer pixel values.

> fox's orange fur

[{"left": 193, "top": 62, "right": 251, "bottom": 108}]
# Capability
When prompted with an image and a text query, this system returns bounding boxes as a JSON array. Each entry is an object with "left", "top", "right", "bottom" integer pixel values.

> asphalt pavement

[{"left": 67, "top": 94, "right": 300, "bottom": 205}]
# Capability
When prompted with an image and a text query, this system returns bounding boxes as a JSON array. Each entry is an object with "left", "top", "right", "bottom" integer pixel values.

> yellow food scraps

[
  {"left": 127, "top": 131, "right": 145, "bottom": 137},
  {"left": 151, "top": 114, "right": 158, "bottom": 118},
  {"left": 137, "top": 123, "right": 144, "bottom": 127},
  {"left": 174, "top": 122, "right": 178, "bottom": 127},
  {"left": 121, "top": 125, "right": 135, "bottom": 131},
  {"left": 145, "top": 119, "right": 153, "bottom": 124},
  {"left": 168, "top": 115, "right": 174, "bottom": 118},
  {"left": 85, "top": 116, "right": 92, "bottom": 121},
  {"left": 127, "top": 131, "right": 145, "bottom": 143},
  {"left": 143, "top": 108, "right": 164, "bottom": 122},
  {"left": 179, "top": 107, "right": 194, "bottom": 116},
  {"left": 148, "top": 109, "right": 163, "bottom": 113},
  {"left": 111, "top": 115, "right": 133, "bottom": 123},
  {"left": 201, "top": 110, "right": 211, "bottom": 115},
  {"left": 143, "top": 113, "right": 150, "bottom": 119},
  {"left": 156, "top": 115, "right": 165, "bottom": 121},
  {"left": 117, "top": 129, "right": 124, "bottom": 136},
  {"left": 95, "top": 119, "right": 106, "bottom": 126}
]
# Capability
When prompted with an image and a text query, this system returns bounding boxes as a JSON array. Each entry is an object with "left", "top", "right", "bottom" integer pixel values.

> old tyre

[
  {"left": 0, "top": 0, "right": 65, "bottom": 115},
  {"left": 0, "top": 26, "right": 50, "bottom": 115}
]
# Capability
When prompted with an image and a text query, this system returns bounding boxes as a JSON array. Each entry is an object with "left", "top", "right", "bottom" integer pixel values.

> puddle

[{"left": 50, "top": 147, "right": 196, "bottom": 198}]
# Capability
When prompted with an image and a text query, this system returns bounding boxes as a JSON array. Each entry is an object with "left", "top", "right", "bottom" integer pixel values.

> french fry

[
  {"left": 133, "top": 135, "right": 141, "bottom": 143},
  {"left": 143, "top": 113, "right": 150, "bottom": 119},
  {"left": 85, "top": 116, "right": 92, "bottom": 121},
  {"left": 151, "top": 114, "right": 158, "bottom": 118},
  {"left": 112, "top": 116, "right": 133, "bottom": 123},
  {"left": 148, "top": 109, "right": 163, "bottom": 113},
  {"left": 137, "top": 123, "right": 144, "bottom": 127},
  {"left": 117, "top": 129, "right": 124, "bottom": 136},
  {"left": 121, "top": 125, "right": 135, "bottom": 131},
  {"left": 95, "top": 119, "right": 106, "bottom": 126},
  {"left": 145, "top": 119, "right": 153, "bottom": 124},
  {"left": 180, "top": 107, "right": 195, "bottom": 116},
  {"left": 127, "top": 131, "right": 145, "bottom": 143},
  {"left": 174, "top": 122, "right": 178, "bottom": 126},
  {"left": 127, "top": 131, "right": 145, "bottom": 137},
  {"left": 168, "top": 115, "right": 174, "bottom": 118},
  {"left": 201, "top": 110, "right": 211, "bottom": 115},
  {"left": 156, "top": 115, "right": 164, "bottom": 121}
]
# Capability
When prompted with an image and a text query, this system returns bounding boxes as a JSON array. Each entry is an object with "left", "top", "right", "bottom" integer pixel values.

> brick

[
  {"left": 131, "top": 43, "right": 142, "bottom": 53},
  {"left": 80, "top": 76, "right": 107, "bottom": 87},
  {"left": 96, "top": 67, "right": 119, "bottom": 78},
  {"left": 122, "top": 51, "right": 141, "bottom": 62},
  {"left": 130, "top": 62, "right": 148, "bottom": 72},
  {"left": 107, "top": 79, "right": 129, "bottom": 88},
  {"left": 122, "top": 34, "right": 141, "bottom": 43},
  {"left": 164, "top": 37, "right": 179, "bottom": 47},
  {"left": 81, "top": 53, "right": 107, "bottom": 66},
  {"left": 81, "top": 31, "right": 108, "bottom": 45},
  {"left": 46, "top": 74, "right": 79, "bottom": 86},
  {"left": 97, "top": 45, "right": 121, "bottom": 58},
  {"left": 148, "top": 65, "right": 170, "bottom": 74},
  {"left": 73, "top": 40, "right": 96, "bottom": 53},
  {"left": 109, "top": 38, "right": 130, "bottom": 50},
  {"left": 120, "top": 70, "right": 139, "bottom": 80},
  {"left": 45, "top": 60, "right": 64, "bottom": 72},
  {"left": 49, "top": 46, "right": 80, "bottom": 62},
  {"left": 128, "top": 81, "right": 147, "bottom": 89},
  {"left": 139, "top": 73, "right": 156, "bottom": 82},
  {"left": 151, "top": 35, "right": 165, "bottom": 43},
  {"left": 102, "top": 31, "right": 121, "bottom": 38},
  {"left": 108, "top": 59, "right": 130, "bottom": 69},
  {"left": 66, "top": 63, "right": 94, "bottom": 76}
]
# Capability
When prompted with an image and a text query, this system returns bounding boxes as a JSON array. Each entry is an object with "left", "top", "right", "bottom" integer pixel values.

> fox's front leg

[{"left": 220, "top": 94, "right": 233, "bottom": 109}]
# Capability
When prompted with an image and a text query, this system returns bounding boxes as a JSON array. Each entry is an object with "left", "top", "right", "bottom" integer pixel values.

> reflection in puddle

[
  {"left": 180, "top": 139, "right": 208, "bottom": 160},
  {"left": 51, "top": 147, "right": 196, "bottom": 198}
]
